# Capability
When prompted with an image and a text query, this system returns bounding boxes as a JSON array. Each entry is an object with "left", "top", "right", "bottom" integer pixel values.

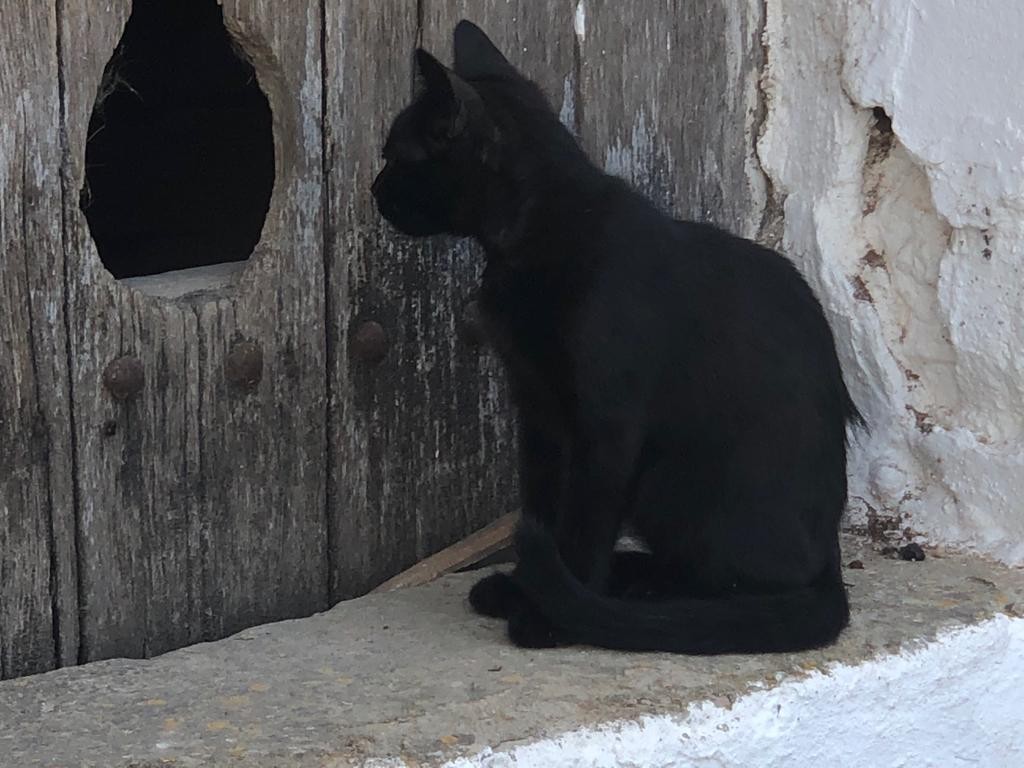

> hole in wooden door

[{"left": 81, "top": 0, "right": 275, "bottom": 280}]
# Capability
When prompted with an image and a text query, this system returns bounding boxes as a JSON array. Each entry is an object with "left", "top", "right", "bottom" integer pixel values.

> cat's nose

[{"left": 370, "top": 167, "right": 386, "bottom": 198}]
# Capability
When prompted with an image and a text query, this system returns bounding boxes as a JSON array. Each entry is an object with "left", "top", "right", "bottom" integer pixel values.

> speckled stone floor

[{"left": 1, "top": 534, "right": 1021, "bottom": 767}]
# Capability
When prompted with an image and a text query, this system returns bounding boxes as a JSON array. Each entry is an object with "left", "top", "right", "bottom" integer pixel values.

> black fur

[{"left": 373, "top": 20, "right": 863, "bottom": 654}]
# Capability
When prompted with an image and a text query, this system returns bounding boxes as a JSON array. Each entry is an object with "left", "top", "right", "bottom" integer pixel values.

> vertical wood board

[
  {"left": 323, "top": 1, "right": 581, "bottom": 599},
  {"left": 0, "top": 1, "right": 78, "bottom": 679},
  {"left": 577, "top": 0, "right": 767, "bottom": 237},
  {"left": 57, "top": 0, "right": 329, "bottom": 661}
]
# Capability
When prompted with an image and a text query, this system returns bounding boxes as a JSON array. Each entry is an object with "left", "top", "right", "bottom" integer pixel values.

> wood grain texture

[
  {"left": 57, "top": 0, "right": 329, "bottom": 662},
  {"left": 412, "top": 0, "right": 579, "bottom": 569},
  {"left": 324, "top": 2, "right": 579, "bottom": 601},
  {"left": 0, "top": 1, "right": 78, "bottom": 679},
  {"left": 577, "top": 0, "right": 767, "bottom": 239}
]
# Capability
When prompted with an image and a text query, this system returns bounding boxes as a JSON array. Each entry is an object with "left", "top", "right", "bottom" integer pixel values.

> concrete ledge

[{"left": 2, "top": 535, "right": 1022, "bottom": 767}]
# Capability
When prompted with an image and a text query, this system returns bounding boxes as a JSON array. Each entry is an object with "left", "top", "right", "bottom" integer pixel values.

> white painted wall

[{"left": 757, "top": 0, "right": 1024, "bottom": 564}]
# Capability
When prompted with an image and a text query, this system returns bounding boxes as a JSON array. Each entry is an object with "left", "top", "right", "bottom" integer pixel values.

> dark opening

[
  {"left": 81, "top": 0, "right": 274, "bottom": 280},
  {"left": 871, "top": 106, "right": 893, "bottom": 136}
]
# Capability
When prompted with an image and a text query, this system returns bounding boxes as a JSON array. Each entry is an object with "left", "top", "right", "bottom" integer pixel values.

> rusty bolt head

[
  {"left": 102, "top": 356, "right": 145, "bottom": 401},
  {"left": 459, "top": 299, "right": 488, "bottom": 347},
  {"left": 225, "top": 341, "right": 263, "bottom": 389},
  {"left": 351, "top": 320, "right": 388, "bottom": 364}
]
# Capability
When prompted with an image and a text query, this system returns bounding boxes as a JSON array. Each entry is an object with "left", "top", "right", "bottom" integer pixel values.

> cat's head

[{"left": 371, "top": 20, "right": 560, "bottom": 239}]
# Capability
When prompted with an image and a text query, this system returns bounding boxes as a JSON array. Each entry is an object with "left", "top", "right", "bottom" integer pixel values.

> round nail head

[
  {"left": 225, "top": 340, "right": 264, "bottom": 388},
  {"left": 352, "top": 321, "right": 388, "bottom": 364},
  {"left": 102, "top": 356, "right": 145, "bottom": 401}
]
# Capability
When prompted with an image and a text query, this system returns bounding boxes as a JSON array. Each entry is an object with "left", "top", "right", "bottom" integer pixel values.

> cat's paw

[
  {"left": 507, "top": 604, "right": 562, "bottom": 648},
  {"left": 469, "top": 571, "right": 520, "bottom": 619}
]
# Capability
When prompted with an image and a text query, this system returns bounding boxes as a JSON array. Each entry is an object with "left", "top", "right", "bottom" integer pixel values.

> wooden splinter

[{"left": 370, "top": 512, "right": 519, "bottom": 593}]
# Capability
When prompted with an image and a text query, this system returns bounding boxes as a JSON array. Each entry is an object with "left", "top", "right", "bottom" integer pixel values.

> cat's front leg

[
  {"left": 468, "top": 571, "right": 522, "bottom": 618},
  {"left": 516, "top": 416, "right": 569, "bottom": 528},
  {"left": 469, "top": 415, "right": 568, "bottom": 622},
  {"left": 556, "top": 427, "right": 640, "bottom": 592},
  {"left": 504, "top": 424, "right": 635, "bottom": 649}
]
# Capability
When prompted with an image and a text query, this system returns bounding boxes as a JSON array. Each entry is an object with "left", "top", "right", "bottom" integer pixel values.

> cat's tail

[{"left": 511, "top": 520, "right": 849, "bottom": 655}]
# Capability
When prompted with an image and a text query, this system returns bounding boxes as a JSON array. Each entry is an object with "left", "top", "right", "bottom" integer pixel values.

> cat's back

[
  {"left": 586, "top": 187, "right": 820, "bottom": 326},
  {"left": 576, "top": 186, "right": 843, "bottom": 401},
  {"left": 670, "top": 218, "right": 824, "bottom": 320},
  {"left": 568, "top": 190, "right": 852, "bottom": 447}
]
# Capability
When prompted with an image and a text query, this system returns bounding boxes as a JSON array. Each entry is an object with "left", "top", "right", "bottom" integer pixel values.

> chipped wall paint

[
  {"left": 756, "top": 0, "right": 1024, "bottom": 564},
  {"left": 439, "top": 615, "right": 1024, "bottom": 767}
]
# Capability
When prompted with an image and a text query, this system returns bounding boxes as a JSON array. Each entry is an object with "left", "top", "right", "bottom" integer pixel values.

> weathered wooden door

[{"left": 2, "top": 0, "right": 765, "bottom": 680}]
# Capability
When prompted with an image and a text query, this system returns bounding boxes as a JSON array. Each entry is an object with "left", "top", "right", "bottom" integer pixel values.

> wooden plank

[
  {"left": 404, "top": 1, "right": 576, "bottom": 570},
  {"left": 323, "top": 0, "right": 430, "bottom": 600},
  {"left": 371, "top": 511, "right": 518, "bottom": 593},
  {"left": 57, "top": 0, "right": 328, "bottom": 662},
  {"left": 326, "top": 2, "right": 574, "bottom": 600},
  {"left": 0, "top": 1, "right": 78, "bottom": 679},
  {"left": 577, "top": 0, "right": 768, "bottom": 239}
]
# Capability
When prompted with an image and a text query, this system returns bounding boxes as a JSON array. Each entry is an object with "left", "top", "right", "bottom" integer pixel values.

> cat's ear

[
  {"left": 453, "top": 20, "right": 518, "bottom": 80},
  {"left": 415, "top": 49, "right": 454, "bottom": 98},
  {"left": 415, "top": 48, "right": 480, "bottom": 139}
]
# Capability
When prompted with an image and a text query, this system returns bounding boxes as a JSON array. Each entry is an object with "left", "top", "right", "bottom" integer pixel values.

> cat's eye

[{"left": 386, "top": 141, "right": 429, "bottom": 164}]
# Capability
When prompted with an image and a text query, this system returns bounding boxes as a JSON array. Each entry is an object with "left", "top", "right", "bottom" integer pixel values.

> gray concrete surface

[{"left": 2, "top": 535, "right": 1022, "bottom": 767}]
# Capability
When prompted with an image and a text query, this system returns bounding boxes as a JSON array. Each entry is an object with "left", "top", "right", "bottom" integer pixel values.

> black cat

[{"left": 372, "top": 21, "right": 863, "bottom": 654}]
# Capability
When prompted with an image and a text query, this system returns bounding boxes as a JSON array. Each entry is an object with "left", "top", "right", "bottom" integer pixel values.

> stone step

[{"left": 2, "top": 534, "right": 1022, "bottom": 767}]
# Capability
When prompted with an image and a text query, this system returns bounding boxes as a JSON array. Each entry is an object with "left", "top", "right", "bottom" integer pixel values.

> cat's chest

[{"left": 478, "top": 268, "right": 570, "bottom": 375}]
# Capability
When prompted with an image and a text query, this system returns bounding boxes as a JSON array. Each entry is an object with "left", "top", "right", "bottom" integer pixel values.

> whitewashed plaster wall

[{"left": 757, "top": 0, "right": 1024, "bottom": 564}]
